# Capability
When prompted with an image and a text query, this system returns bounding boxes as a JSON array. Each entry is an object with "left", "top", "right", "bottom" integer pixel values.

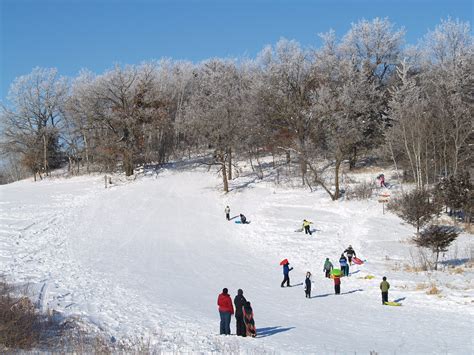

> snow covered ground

[{"left": 0, "top": 165, "right": 473, "bottom": 353}]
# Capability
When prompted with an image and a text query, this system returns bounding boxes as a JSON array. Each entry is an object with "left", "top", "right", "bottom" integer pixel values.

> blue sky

[{"left": 1, "top": 0, "right": 472, "bottom": 101}]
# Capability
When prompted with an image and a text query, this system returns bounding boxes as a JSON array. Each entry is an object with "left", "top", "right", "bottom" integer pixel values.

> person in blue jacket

[
  {"left": 339, "top": 254, "right": 349, "bottom": 277},
  {"left": 281, "top": 262, "right": 294, "bottom": 287}
]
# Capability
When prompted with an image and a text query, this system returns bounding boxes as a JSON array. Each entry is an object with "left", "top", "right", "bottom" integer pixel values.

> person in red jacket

[{"left": 217, "top": 288, "right": 234, "bottom": 335}]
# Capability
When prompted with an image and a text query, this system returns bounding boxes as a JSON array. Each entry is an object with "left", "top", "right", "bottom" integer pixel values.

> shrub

[
  {"left": 346, "top": 181, "right": 374, "bottom": 200},
  {"left": 413, "top": 225, "right": 459, "bottom": 270}
]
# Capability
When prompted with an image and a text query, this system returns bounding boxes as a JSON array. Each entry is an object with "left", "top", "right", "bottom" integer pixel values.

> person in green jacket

[
  {"left": 323, "top": 258, "right": 333, "bottom": 278},
  {"left": 380, "top": 276, "right": 390, "bottom": 305}
]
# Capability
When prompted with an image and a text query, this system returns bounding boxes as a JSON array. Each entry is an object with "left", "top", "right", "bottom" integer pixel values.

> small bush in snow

[
  {"left": 413, "top": 225, "right": 459, "bottom": 270},
  {"left": 346, "top": 181, "right": 374, "bottom": 200}
]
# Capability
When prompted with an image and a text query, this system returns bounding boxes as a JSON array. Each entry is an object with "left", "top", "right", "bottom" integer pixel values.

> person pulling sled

[{"left": 302, "top": 219, "right": 313, "bottom": 235}]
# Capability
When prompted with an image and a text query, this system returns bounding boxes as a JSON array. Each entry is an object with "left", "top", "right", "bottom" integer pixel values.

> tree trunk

[
  {"left": 83, "top": 131, "right": 90, "bottom": 174},
  {"left": 334, "top": 157, "right": 342, "bottom": 200},
  {"left": 434, "top": 249, "right": 440, "bottom": 270},
  {"left": 221, "top": 158, "right": 229, "bottom": 193},
  {"left": 227, "top": 147, "right": 232, "bottom": 180},
  {"left": 349, "top": 146, "right": 357, "bottom": 170},
  {"left": 123, "top": 150, "right": 134, "bottom": 176},
  {"left": 43, "top": 134, "right": 49, "bottom": 177}
]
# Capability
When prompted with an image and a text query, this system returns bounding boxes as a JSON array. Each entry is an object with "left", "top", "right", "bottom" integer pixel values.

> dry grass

[
  {"left": 415, "top": 283, "right": 428, "bottom": 290},
  {"left": 450, "top": 267, "right": 464, "bottom": 274},
  {"left": 426, "top": 283, "right": 441, "bottom": 295},
  {"left": 404, "top": 264, "right": 426, "bottom": 272}
]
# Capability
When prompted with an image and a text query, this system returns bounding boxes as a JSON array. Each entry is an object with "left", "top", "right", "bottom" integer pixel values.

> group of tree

[{"left": 1, "top": 17, "right": 472, "bottom": 196}]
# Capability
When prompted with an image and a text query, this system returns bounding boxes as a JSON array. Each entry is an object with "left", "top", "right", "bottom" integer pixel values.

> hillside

[{"left": 0, "top": 166, "right": 472, "bottom": 353}]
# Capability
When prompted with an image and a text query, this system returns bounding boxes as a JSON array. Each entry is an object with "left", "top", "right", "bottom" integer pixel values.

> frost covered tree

[
  {"left": 413, "top": 225, "right": 459, "bottom": 270},
  {"left": 0, "top": 68, "right": 67, "bottom": 180}
]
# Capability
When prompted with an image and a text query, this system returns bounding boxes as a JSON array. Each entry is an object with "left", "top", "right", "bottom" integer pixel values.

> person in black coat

[{"left": 233, "top": 289, "right": 247, "bottom": 337}]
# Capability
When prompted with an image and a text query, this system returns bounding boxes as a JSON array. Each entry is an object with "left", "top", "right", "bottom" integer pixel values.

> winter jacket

[
  {"left": 234, "top": 294, "right": 247, "bottom": 317},
  {"left": 283, "top": 264, "right": 293, "bottom": 276},
  {"left": 225, "top": 207, "right": 230, "bottom": 214},
  {"left": 344, "top": 247, "right": 356, "bottom": 257},
  {"left": 323, "top": 260, "right": 333, "bottom": 271},
  {"left": 240, "top": 215, "right": 247, "bottom": 223},
  {"left": 218, "top": 293, "right": 234, "bottom": 314},
  {"left": 339, "top": 256, "right": 348, "bottom": 267},
  {"left": 333, "top": 276, "right": 341, "bottom": 285},
  {"left": 304, "top": 277, "right": 311, "bottom": 290},
  {"left": 380, "top": 280, "right": 390, "bottom": 292},
  {"left": 303, "top": 220, "right": 313, "bottom": 227}
]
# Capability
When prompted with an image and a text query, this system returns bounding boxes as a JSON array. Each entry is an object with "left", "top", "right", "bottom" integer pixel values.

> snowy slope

[{"left": 0, "top": 168, "right": 473, "bottom": 353}]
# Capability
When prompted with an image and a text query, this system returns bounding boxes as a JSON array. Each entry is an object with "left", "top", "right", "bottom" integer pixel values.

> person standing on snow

[
  {"left": 380, "top": 276, "right": 390, "bottom": 305},
  {"left": 302, "top": 219, "right": 313, "bottom": 235},
  {"left": 233, "top": 289, "right": 247, "bottom": 337},
  {"left": 344, "top": 245, "right": 357, "bottom": 265},
  {"left": 225, "top": 206, "right": 230, "bottom": 220},
  {"left": 304, "top": 272, "right": 312, "bottom": 298},
  {"left": 281, "top": 262, "right": 293, "bottom": 287},
  {"left": 323, "top": 258, "right": 333, "bottom": 278},
  {"left": 217, "top": 288, "right": 234, "bottom": 335},
  {"left": 333, "top": 273, "right": 341, "bottom": 294},
  {"left": 243, "top": 301, "right": 257, "bottom": 337},
  {"left": 339, "top": 254, "right": 349, "bottom": 277}
]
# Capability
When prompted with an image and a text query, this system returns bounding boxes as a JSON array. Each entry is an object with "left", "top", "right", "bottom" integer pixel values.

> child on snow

[
  {"left": 240, "top": 214, "right": 247, "bottom": 224},
  {"left": 339, "top": 254, "right": 349, "bottom": 277},
  {"left": 225, "top": 206, "right": 230, "bottom": 220},
  {"left": 302, "top": 219, "right": 313, "bottom": 235},
  {"left": 380, "top": 276, "right": 390, "bottom": 305},
  {"left": 323, "top": 258, "right": 333, "bottom": 278},
  {"left": 332, "top": 273, "right": 341, "bottom": 295},
  {"left": 281, "top": 262, "right": 293, "bottom": 287},
  {"left": 243, "top": 301, "right": 256, "bottom": 337},
  {"left": 304, "top": 272, "right": 312, "bottom": 298},
  {"left": 344, "top": 245, "right": 356, "bottom": 265}
]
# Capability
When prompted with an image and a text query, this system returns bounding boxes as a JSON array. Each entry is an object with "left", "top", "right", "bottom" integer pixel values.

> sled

[
  {"left": 294, "top": 227, "right": 304, "bottom": 232},
  {"left": 235, "top": 220, "right": 251, "bottom": 224},
  {"left": 352, "top": 257, "right": 364, "bottom": 265},
  {"left": 384, "top": 301, "right": 402, "bottom": 306},
  {"left": 331, "top": 268, "right": 342, "bottom": 276}
]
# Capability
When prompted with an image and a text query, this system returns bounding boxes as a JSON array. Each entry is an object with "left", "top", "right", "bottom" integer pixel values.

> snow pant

[
  {"left": 342, "top": 265, "right": 349, "bottom": 276},
  {"left": 235, "top": 315, "right": 246, "bottom": 337},
  {"left": 226, "top": 213, "right": 230, "bottom": 220},
  {"left": 305, "top": 287, "right": 311, "bottom": 298},
  {"left": 335, "top": 284, "right": 341, "bottom": 294},
  {"left": 382, "top": 292, "right": 388, "bottom": 305},
  {"left": 219, "top": 311, "right": 231, "bottom": 335},
  {"left": 325, "top": 270, "right": 331, "bottom": 278},
  {"left": 304, "top": 225, "right": 312, "bottom": 235},
  {"left": 281, "top": 274, "right": 290, "bottom": 287}
]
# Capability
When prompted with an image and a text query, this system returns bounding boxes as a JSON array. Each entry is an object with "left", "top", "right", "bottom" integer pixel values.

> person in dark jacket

[
  {"left": 344, "top": 245, "right": 357, "bottom": 265},
  {"left": 281, "top": 262, "right": 293, "bottom": 287},
  {"left": 339, "top": 254, "right": 349, "bottom": 277},
  {"left": 225, "top": 206, "right": 230, "bottom": 220},
  {"left": 233, "top": 289, "right": 247, "bottom": 336},
  {"left": 240, "top": 214, "right": 247, "bottom": 224},
  {"left": 304, "top": 272, "right": 312, "bottom": 298},
  {"left": 217, "top": 288, "right": 234, "bottom": 335},
  {"left": 323, "top": 258, "right": 333, "bottom": 278},
  {"left": 243, "top": 301, "right": 256, "bottom": 337},
  {"left": 380, "top": 276, "right": 390, "bottom": 305}
]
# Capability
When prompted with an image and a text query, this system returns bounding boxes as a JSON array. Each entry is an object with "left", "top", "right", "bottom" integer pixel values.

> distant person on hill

[
  {"left": 243, "top": 301, "right": 257, "bottom": 337},
  {"left": 233, "top": 289, "right": 247, "bottom": 337},
  {"left": 240, "top": 214, "right": 247, "bottom": 224},
  {"left": 323, "top": 258, "right": 333, "bottom": 278},
  {"left": 380, "top": 276, "right": 390, "bottom": 305},
  {"left": 217, "top": 288, "right": 234, "bottom": 335},
  {"left": 332, "top": 273, "right": 341, "bottom": 295},
  {"left": 302, "top": 219, "right": 313, "bottom": 235},
  {"left": 339, "top": 254, "right": 349, "bottom": 277},
  {"left": 377, "top": 173, "right": 387, "bottom": 188},
  {"left": 225, "top": 206, "right": 230, "bottom": 220},
  {"left": 281, "top": 261, "right": 293, "bottom": 287},
  {"left": 304, "top": 271, "right": 312, "bottom": 298},
  {"left": 344, "top": 245, "right": 357, "bottom": 265}
]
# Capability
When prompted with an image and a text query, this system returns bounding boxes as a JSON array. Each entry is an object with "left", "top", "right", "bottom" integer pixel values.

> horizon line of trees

[{"left": 1, "top": 17, "right": 472, "bottom": 199}]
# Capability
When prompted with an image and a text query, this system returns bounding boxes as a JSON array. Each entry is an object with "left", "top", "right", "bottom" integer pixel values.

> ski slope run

[{"left": 0, "top": 169, "right": 472, "bottom": 353}]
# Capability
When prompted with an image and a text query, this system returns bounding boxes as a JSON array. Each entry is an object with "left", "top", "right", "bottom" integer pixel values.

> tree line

[{"left": 1, "top": 18, "right": 472, "bottom": 198}]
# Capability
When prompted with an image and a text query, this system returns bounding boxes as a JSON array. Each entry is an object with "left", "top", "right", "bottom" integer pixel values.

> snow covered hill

[{"left": 0, "top": 167, "right": 472, "bottom": 353}]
